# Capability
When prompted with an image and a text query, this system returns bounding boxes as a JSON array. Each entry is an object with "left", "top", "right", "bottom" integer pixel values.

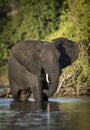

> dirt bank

[{"left": 0, "top": 74, "right": 9, "bottom": 87}]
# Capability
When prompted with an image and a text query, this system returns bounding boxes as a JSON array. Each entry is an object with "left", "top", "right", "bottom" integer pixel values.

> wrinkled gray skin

[{"left": 8, "top": 37, "right": 79, "bottom": 102}]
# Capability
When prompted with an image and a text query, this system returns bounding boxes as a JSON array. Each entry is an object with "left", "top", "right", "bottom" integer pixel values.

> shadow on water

[{"left": 0, "top": 97, "right": 90, "bottom": 130}]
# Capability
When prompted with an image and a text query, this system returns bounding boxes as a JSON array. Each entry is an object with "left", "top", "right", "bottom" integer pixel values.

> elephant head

[
  {"left": 43, "top": 38, "right": 79, "bottom": 97},
  {"left": 11, "top": 38, "right": 79, "bottom": 98}
]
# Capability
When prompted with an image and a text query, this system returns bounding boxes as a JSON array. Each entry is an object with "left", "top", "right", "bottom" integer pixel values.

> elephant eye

[
  {"left": 41, "top": 57, "right": 46, "bottom": 62},
  {"left": 40, "top": 54, "right": 46, "bottom": 62}
]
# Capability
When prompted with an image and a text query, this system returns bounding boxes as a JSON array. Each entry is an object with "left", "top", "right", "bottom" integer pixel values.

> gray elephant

[{"left": 8, "top": 37, "right": 79, "bottom": 102}]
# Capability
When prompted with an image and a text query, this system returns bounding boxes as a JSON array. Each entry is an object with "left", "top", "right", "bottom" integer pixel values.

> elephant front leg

[
  {"left": 31, "top": 77, "right": 44, "bottom": 103},
  {"left": 32, "top": 86, "right": 43, "bottom": 103}
]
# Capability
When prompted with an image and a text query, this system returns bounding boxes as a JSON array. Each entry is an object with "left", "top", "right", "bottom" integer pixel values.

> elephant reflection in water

[
  {"left": 10, "top": 101, "right": 62, "bottom": 120},
  {"left": 10, "top": 101, "right": 63, "bottom": 129},
  {"left": 8, "top": 37, "right": 79, "bottom": 102}
]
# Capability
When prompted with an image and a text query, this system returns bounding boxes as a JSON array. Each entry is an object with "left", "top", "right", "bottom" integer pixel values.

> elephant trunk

[{"left": 43, "top": 71, "right": 60, "bottom": 97}]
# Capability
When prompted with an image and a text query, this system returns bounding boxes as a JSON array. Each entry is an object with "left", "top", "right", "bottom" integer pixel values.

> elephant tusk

[{"left": 46, "top": 73, "right": 50, "bottom": 83}]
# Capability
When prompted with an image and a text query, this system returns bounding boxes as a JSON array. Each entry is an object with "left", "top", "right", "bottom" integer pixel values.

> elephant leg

[
  {"left": 19, "top": 88, "right": 31, "bottom": 101},
  {"left": 12, "top": 88, "right": 31, "bottom": 102},
  {"left": 30, "top": 77, "right": 43, "bottom": 103},
  {"left": 32, "top": 86, "right": 43, "bottom": 103},
  {"left": 9, "top": 80, "right": 20, "bottom": 101},
  {"left": 10, "top": 80, "right": 31, "bottom": 102},
  {"left": 11, "top": 90, "right": 20, "bottom": 102}
]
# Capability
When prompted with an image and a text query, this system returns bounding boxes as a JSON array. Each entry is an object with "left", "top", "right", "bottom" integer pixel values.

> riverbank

[
  {"left": 0, "top": 74, "right": 9, "bottom": 87},
  {"left": 0, "top": 87, "right": 90, "bottom": 98}
]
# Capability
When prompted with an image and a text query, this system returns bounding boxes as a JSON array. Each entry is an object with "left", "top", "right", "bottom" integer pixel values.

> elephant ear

[
  {"left": 11, "top": 40, "right": 41, "bottom": 75},
  {"left": 52, "top": 37, "right": 79, "bottom": 68}
]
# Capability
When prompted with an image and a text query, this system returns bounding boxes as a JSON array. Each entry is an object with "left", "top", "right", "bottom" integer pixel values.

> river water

[{"left": 0, "top": 92, "right": 90, "bottom": 130}]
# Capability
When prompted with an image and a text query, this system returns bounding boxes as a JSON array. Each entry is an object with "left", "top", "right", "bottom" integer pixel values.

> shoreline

[
  {"left": 0, "top": 88, "right": 90, "bottom": 98},
  {"left": 0, "top": 74, "right": 9, "bottom": 87}
]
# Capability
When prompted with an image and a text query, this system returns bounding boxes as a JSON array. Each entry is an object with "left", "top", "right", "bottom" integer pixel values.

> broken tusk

[{"left": 46, "top": 73, "right": 50, "bottom": 83}]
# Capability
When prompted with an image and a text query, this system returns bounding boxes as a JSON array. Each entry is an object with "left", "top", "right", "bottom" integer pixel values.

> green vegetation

[
  {"left": 47, "top": 0, "right": 90, "bottom": 95},
  {"left": 0, "top": 0, "right": 90, "bottom": 94},
  {"left": 0, "top": 0, "right": 62, "bottom": 72}
]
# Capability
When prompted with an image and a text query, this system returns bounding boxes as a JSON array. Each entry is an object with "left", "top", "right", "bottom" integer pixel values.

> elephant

[{"left": 8, "top": 37, "right": 79, "bottom": 102}]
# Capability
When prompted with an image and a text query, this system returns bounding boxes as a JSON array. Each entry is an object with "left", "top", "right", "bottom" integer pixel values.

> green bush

[
  {"left": 0, "top": 0, "right": 63, "bottom": 69},
  {"left": 46, "top": 0, "right": 90, "bottom": 89}
]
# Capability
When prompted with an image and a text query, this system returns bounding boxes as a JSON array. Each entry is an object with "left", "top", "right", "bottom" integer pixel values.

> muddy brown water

[{"left": 0, "top": 89, "right": 90, "bottom": 130}]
